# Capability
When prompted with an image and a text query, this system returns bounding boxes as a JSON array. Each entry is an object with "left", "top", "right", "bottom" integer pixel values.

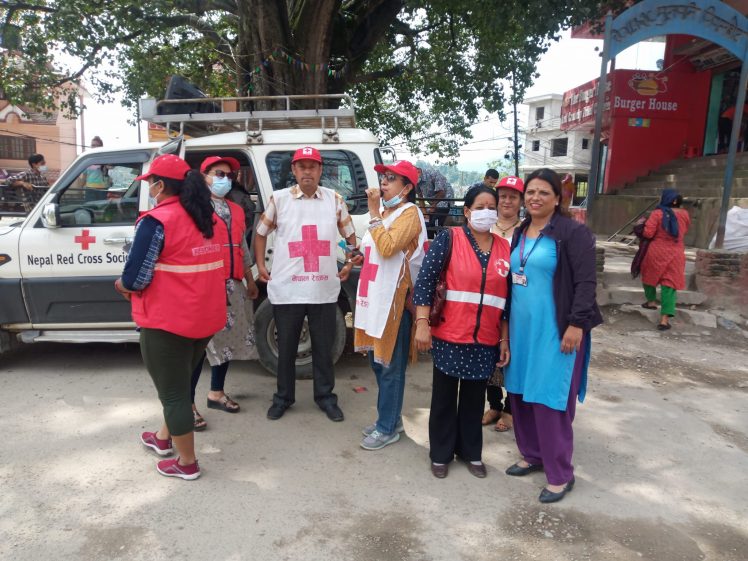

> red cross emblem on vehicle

[
  {"left": 288, "top": 225, "right": 330, "bottom": 272},
  {"left": 495, "top": 258, "right": 510, "bottom": 278},
  {"left": 358, "top": 246, "right": 379, "bottom": 297},
  {"left": 74, "top": 229, "right": 96, "bottom": 250}
]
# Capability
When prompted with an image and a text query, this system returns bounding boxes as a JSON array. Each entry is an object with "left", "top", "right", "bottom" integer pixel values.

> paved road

[{"left": 1, "top": 314, "right": 747, "bottom": 560}]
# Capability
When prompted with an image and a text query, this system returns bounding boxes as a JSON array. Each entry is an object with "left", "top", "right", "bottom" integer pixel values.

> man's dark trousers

[{"left": 272, "top": 302, "right": 338, "bottom": 408}]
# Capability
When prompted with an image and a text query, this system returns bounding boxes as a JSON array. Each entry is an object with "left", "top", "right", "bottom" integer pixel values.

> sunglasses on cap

[
  {"left": 210, "top": 170, "right": 236, "bottom": 179},
  {"left": 379, "top": 172, "right": 401, "bottom": 183}
]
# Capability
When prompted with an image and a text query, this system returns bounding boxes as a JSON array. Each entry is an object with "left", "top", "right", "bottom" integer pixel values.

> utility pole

[{"left": 512, "top": 72, "right": 520, "bottom": 177}]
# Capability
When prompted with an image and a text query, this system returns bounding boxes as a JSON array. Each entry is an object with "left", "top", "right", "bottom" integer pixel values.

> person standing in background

[{"left": 189, "top": 156, "right": 259, "bottom": 431}]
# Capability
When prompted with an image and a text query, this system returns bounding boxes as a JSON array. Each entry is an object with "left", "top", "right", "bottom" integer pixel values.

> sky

[{"left": 76, "top": 29, "right": 665, "bottom": 171}]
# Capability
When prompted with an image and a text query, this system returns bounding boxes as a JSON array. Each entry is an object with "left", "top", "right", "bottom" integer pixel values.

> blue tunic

[{"left": 504, "top": 235, "right": 580, "bottom": 411}]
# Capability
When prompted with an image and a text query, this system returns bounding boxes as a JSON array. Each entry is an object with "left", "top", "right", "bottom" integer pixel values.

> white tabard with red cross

[
  {"left": 354, "top": 203, "right": 427, "bottom": 339},
  {"left": 267, "top": 186, "right": 341, "bottom": 304}
]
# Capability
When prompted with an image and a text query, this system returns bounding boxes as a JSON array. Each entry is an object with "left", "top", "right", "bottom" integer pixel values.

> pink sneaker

[
  {"left": 140, "top": 431, "right": 173, "bottom": 456},
  {"left": 156, "top": 457, "right": 201, "bottom": 480}
]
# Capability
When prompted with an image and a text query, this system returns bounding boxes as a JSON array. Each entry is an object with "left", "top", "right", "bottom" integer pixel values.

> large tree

[{"left": 0, "top": 0, "right": 619, "bottom": 158}]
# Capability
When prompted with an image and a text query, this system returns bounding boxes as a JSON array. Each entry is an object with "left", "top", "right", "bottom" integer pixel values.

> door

[{"left": 18, "top": 150, "right": 152, "bottom": 325}]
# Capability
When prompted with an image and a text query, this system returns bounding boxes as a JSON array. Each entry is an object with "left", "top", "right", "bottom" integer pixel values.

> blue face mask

[
  {"left": 210, "top": 176, "right": 232, "bottom": 198},
  {"left": 382, "top": 188, "right": 407, "bottom": 208}
]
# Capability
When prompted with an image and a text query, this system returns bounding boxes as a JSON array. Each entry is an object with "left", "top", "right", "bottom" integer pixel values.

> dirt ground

[{"left": 0, "top": 308, "right": 746, "bottom": 560}]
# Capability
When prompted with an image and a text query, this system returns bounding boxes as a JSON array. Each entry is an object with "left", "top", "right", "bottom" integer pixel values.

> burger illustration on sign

[{"left": 628, "top": 72, "right": 668, "bottom": 96}]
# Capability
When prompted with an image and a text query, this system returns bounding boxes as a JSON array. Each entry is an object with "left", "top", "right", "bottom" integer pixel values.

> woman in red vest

[
  {"left": 115, "top": 154, "right": 227, "bottom": 480},
  {"left": 413, "top": 185, "right": 511, "bottom": 479},
  {"left": 189, "top": 156, "right": 259, "bottom": 431}
]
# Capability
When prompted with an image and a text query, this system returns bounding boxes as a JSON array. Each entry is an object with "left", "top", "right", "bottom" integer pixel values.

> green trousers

[
  {"left": 140, "top": 328, "right": 211, "bottom": 436},
  {"left": 643, "top": 284, "right": 677, "bottom": 317}
]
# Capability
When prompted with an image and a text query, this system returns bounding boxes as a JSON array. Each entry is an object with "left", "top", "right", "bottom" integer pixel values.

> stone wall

[
  {"left": 588, "top": 196, "right": 748, "bottom": 248},
  {"left": 695, "top": 250, "right": 748, "bottom": 314}
]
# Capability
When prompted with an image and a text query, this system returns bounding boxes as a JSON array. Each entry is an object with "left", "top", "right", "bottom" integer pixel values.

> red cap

[
  {"left": 291, "top": 146, "right": 322, "bottom": 164},
  {"left": 373, "top": 160, "right": 419, "bottom": 187},
  {"left": 497, "top": 175, "right": 524, "bottom": 194},
  {"left": 135, "top": 154, "right": 191, "bottom": 181},
  {"left": 200, "top": 155, "right": 241, "bottom": 173}
]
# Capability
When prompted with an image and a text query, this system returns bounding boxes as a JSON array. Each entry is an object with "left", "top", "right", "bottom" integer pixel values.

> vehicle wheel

[{"left": 254, "top": 299, "right": 347, "bottom": 379}]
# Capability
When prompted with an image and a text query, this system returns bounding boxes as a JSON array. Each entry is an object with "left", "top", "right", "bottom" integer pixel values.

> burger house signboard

[{"left": 561, "top": 69, "right": 687, "bottom": 130}]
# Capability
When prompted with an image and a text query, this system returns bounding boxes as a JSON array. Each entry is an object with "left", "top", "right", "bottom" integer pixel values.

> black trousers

[
  {"left": 429, "top": 366, "right": 487, "bottom": 463},
  {"left": 272, "top": 302, "right": 338, "bottom": 408}
]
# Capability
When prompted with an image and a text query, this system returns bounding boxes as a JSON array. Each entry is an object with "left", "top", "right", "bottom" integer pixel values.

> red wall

[{"left": 604, "top": 53, "right": 711, "bottom": 190}]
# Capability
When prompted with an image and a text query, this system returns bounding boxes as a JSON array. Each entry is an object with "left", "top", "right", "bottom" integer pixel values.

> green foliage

[{"left": 0, "top": 0, "right": 625, "bottom": 155}]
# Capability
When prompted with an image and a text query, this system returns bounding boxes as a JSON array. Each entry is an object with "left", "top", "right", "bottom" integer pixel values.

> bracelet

[
  {"left": 415, "top": 317, "right": 430, "bottom": 326},
  {"left": 499, "top": 338, "right": 509, "bottom": 343},
  {"left": 369, "top": 216, "right": 383, "bottom": 224}
]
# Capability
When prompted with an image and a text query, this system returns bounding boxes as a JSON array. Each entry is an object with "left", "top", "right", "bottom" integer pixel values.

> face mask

[
  {"left": 148, "top": 181, "right": 163, "bottom": 208},
  {"left": 38, "top": 165, "right": 48, "bottom": 172},
  {"left": 382, "top": 188, "right": 407, "bottom": 208},
  {"left": 469, "top": 208, "right": 498, "bottom": 232},
  {"left": 209, "top": 176, "right": 232, "bottom": 198}
]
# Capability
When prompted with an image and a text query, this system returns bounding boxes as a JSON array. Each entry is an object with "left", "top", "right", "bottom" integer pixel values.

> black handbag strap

[{"left": 439, "top": 228, "right": 453, "bottom": 281}]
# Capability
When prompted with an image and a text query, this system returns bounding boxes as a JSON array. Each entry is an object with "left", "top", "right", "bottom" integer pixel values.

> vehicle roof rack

[{"left": 139, "top": 94, "right": 356, "bottom": 144}]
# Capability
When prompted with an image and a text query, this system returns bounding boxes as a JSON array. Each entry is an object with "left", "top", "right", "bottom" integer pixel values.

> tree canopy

[{"left": 0, "top": 0, "right": 621, "bottom": 158}]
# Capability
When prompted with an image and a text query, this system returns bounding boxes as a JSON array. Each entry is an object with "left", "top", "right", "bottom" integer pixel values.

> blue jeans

[{"left": 370, "top": 310, "right": 412, "bottom": 434}]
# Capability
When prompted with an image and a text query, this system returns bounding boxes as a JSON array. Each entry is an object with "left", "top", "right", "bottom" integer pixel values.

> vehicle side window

[
  {"left": 265, "top": 150, "right": 368, "bottom": 214},
  {"left": 56, "top": 163, "right": 141, "bottom": 227}
]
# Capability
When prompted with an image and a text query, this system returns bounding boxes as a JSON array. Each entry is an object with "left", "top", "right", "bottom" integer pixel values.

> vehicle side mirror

[{"left": 41, "top": 203, "right": 60, "bottom": 228}]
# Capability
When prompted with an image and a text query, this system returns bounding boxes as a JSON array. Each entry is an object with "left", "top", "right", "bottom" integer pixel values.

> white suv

[{"left": 0, "top": 95, "right": 392, "bottom": 376}]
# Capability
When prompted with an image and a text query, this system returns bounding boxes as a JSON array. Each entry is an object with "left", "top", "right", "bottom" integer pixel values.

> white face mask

[
  {"left": 148, "top": 180, "right": 163, "bottom": 208},
  {"left": 209, "top": 176, "right": 232, "bottom": 197},
  {"left": 38, "top": 165, "right": 48, "bottom": 172},
  {"left": 469, "top": 208, "right": 498, "bottom": 232}
]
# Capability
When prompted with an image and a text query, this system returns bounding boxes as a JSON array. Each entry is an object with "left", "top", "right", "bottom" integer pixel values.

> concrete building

[
  {"left": 0, "top": 100, "right": 77, "bottom": 183},
  {"left": 519, "top": 93, "right": 593, "bottom": 206}
]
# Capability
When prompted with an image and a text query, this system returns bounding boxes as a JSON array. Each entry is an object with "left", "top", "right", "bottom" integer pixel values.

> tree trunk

[{"left": 236, "top": 0, "right": 340, "bottom": 110}]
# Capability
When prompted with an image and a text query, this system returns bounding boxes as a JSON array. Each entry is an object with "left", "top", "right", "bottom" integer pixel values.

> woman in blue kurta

[{"left": 503, "top": 168, "right": 602, "bottom": 503}]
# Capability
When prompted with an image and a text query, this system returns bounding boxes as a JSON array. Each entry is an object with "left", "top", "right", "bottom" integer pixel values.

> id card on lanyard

[{"left": 512, "top": 233, "right": 543, "bottom": 286}]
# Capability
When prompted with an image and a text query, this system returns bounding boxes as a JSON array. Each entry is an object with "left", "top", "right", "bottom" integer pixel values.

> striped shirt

[{"left": 256, "top": 184, "right": 355, "bottom": 239}]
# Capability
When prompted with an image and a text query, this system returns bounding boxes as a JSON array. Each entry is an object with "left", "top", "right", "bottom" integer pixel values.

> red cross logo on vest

[
  {"left": 358, "top": 246, "right": 379, "bottom": 297},
  {"left": 495, "top": 258, "right": 510, "bottom": 278},
  {"left": 288, "top": 225, "right": 330, "bottom": 272},
  {"left": 74, "top": 229, "right": 96, "bottom": 250}
]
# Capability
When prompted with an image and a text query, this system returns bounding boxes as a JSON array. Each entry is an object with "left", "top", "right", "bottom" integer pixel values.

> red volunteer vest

[
  {"left": 430, "top": 227, "right": 510, "bottom": 346},
  {"left": 131, "top": 196, "right": 227, "bottom": 339},
  {"left": 217, "top": 200, "right": 246, "bottom": 280}
]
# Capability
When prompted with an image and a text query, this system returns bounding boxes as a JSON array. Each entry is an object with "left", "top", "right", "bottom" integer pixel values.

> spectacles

[
  {"left": 379, "top": 172, "right": 399, "bottom": 183},
  {"left": 211, "top": 170, "right": 236, "bottom": 179}
]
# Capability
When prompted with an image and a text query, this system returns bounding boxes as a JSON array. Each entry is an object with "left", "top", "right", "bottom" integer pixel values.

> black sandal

[
  {"left": 641, "top": 302, "right": 658, "bottom": 310},
  {"left": 207, "top": 395, "right": 240, "bottom": 413},
  {"left": 193, "top": 410, "right": 207, "bottom": 431}
]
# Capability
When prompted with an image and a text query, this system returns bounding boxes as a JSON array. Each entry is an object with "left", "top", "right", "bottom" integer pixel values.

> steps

[{"left": 598, "top": 242, "right": 748, "bottom": 333}]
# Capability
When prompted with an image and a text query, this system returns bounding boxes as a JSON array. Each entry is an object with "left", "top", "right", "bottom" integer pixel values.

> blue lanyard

[{"left": 518, "top": 233, "right": 543, "bottom": 274}]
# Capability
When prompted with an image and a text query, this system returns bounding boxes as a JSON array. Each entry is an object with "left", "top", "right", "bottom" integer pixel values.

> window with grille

[
  {"left": 535, "top": 107, "right": 545, "bottom": 121},
  {"left": 551, "top": 138, "right": 568, "bottom": 157},
  {"left": 532, "top": 140, "right": 540, "bottom": 151},
  {"left": 582, "top": 138, "right": 589, "bottom": 149},
  {"left": 0, "top": 134, "right": 36, "bottom": 161}
]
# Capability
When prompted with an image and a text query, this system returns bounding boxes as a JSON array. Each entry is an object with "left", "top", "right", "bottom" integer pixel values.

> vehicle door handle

[{"left": 104, "top": 237, "right": 133, "bottom": 245}]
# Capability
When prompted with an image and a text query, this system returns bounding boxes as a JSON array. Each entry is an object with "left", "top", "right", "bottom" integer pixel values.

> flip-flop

[
  {"left": 193, "top": 410, "right": 207, "bottom": 431},
  {"left": 207, "top": 395, "right": 240, "bottom": 413},
  {"left": 657, "top": 323, "right": 671, "bottom": 331},
  {"left": 641, "top": 303, "right": 658, "bottom": 310}
]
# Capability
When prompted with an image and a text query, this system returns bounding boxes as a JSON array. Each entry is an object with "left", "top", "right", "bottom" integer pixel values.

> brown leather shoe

[
  {"left": 467, "top": 461, "right": 487, "bottom": 478},
  {"left": 431, "top": 462, "right": 448, "bottom": 478}
]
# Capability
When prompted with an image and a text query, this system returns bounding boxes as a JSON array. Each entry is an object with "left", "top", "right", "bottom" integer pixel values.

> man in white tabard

[{"left": 255, "top": 146, "right": 359, "bottom": 422}]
